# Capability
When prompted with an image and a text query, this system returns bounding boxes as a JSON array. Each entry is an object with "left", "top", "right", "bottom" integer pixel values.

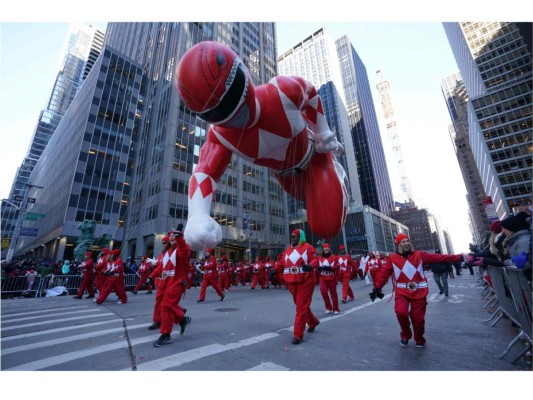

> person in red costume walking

[
  {"left": 281, "top": 229, "right": 320, "bottom": 345},
  {"left": 366, "top": 252, "right": 382, "bottom": 286},
  {"left": 94, "top": 248, "right": 109, "bottom": 295},
  {"left": 263, "top": 256, "right": 273, "bottom": 289},
  {"left": 250, "top": 256, "right": 265, "bottom": 291},
  {"left": 176, "top": 41, "right": 348, "bottom": 253},
  {"left": 147, "top": 235, "right": 171, "bottom": 331},
  {"left": 74, "top": 251, "right": 95, "bottom": 299},
  {"left": 197, "top": 248, "right": 225, "bottom": 303},
  {"left": 370, "top": 233, "right": 465, "bottom": 348},
  {"left": 96, "top": 249, "right": 128, "bottom": 305},
  {"left": 149, "top": 225, "right": 192, "bottom": 347},
  {"left": 234, "top": 261, "right": 246, "bottom": 286},
  {"left": 217, "top": 255, "right": 231, "bottom": 292},
  {"left": 337, "top": 245, "right": 358, "bottom": 303},
  {"left": 132, "top": 256, "right": 153, "bottom": 295},
  {"left": 318, "top": 243, "right": 340, "bottom": 314}
]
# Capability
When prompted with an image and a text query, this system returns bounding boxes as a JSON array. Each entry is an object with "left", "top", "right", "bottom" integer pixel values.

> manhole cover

[{"left": 214, "top": 308, "right": 240, "bottom": 312}]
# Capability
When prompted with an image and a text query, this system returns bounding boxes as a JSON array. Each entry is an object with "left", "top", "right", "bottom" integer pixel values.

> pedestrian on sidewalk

[{"left": 370, "top": 233, "right": 465, "bottom": 348}]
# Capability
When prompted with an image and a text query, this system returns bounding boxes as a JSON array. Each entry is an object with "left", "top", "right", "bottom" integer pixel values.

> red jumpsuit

[
  {"left": 374, "top": 250, "right": 463, "bottom": 345},
  {"left": 133, "top": 260, "right": 153, "bottom": 293},
  {"left": 318, "top": 253, "right": 340, "bottom": 313},
  {"left": 96, "top": 255, "right": 127, "bottom": 304},
  {"left": 244, "top": 262, "right": 252, "bottom": 284},
  {"left": 338, "top": 253, "right": 358, "bottom": 302},
  {"left": 235, "top": 262, "right": 246, "bottom": 286},
  {"left": 366, "top": 254, "right": 382, "bottom": 285},
  {"left": 198, "top": 255, "right": 224, "bottom": 301},
  {"left": 150, "top": 235, "right": 191, "bottom": 335},
  {"left": 75, "top": 255, "right": 95, "bottom": 298},
  {"left": 263, "top": 259, "right": 273, "bottom": 288},
  {"left": 94, "top": 253, "right": 108, "bottom": 294},
  {"left": 282, "top": 242, "right": 319, "bottom": 341},
  {"left": 250, "top": 258, "right": 265, "bottom": 290},
  {"left": 217, "top": 258, "right": 230, "bottom": 292}
]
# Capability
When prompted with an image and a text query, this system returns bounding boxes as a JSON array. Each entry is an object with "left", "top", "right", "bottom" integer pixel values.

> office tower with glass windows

[
  {"left": 443, "top": 22, "right": 532, "bottom": 217},
  {"left": 441, "top": 72, "right": 490, "bottom": 244},
  {"left": 104, "top": 22, "right": 284, "bottom": 261}
]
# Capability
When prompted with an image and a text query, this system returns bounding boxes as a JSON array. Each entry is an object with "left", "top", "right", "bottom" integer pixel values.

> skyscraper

[
  {"left": 2, "top": 23, "right": 105, "bottom": 258},
  {"left": 441, "top": 72, "right": 490, "bottom": 244},
  {"left": 104, "top": 22, "right": 283, "bottom": 261},
  {"left": 443, "top": 22, "right": 532, "bottom": 217},
  {"left": 336, "top": 36, "right": 394, "bottom": 215}
]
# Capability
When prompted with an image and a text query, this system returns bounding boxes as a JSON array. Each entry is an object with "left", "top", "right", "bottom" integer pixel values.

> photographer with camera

[
  {"left": 370, "top": 233, "right": 465, "bottom": 348},
  {"left": 281, "top": 229, "right": 320, "bottom": 345}
]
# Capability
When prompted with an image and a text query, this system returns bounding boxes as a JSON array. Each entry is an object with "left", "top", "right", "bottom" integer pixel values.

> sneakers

[
  {"left": 333, "top": 311, "right": 339, "bottom": 315},
  {"left": 220, "top": 293, "right": 225, "bottom": 301},
  {"left": 73, "top": 296, "right": 82, "bottom": 299},
  {"left": 307, "top": 320, "right": 320, "bottom": 333},
  {"left": 439, "top": 290, "right": 444, "bottom": 295},
  {"left": 341, "top": 299, "right": 347, "bottom": 304},
  {"left": 416, "top": 343, "right": 426, "bottom": 348},
  {"left": 197, "top": 299, "right": 204, "bottom": 303},
  {"left": 148, "top": 321, "right": 161, "bottom": 331},
  {"left": 131, "top": 291, "right": 138, "bottom": 295},
  {"left": 400, "top": 339, "right": 409, "bottom": 347},
  {"left": 179, "top": 316, "right": 192, "bottom": 335},
  {"left": 291, "top": 337, "right": 302, "bottom": 345},
  {"left": 153, "top": 334, "right": 172, "bottom": 347},
  {"left": 116, "top": 300, "right": 123, "bottom": 304},
  {"left": 325, "top": 310, "right": 332, "bottom": 314}
]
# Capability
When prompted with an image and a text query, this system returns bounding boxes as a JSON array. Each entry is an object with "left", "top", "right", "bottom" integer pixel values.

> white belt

[
  {"left": 161, "top": 270, "right": 175, "bottom": 279},
  {"left": 396, "top": 282, "right": 428, "bottom": 289},
  {"left": 321, "top": 271, "right": 334, "bottom": 276},
  {"left": 369, "top": 265, "right": 380, "bottom": 269},
  {"left": 284, "top": 267, "right": 304, "bottom": 274},
  {"left": 340, "top": 267, "right": 347, "bottom": 271}
]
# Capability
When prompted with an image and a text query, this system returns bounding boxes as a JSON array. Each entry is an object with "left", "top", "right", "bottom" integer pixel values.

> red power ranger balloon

[{"left": 176, "top": 41, "right": 348, "bottom": 251}]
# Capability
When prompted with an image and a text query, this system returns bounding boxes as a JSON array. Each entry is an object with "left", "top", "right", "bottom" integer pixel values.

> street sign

[
  {"left": 19, "top": 227, "right": 38, "bottom": 236},
  {"left": 27, "top": 198, "right": 36, "bottom": 203},
  {"left": 25, "top": 212, "right": 45, "bottom": 221},
  {"left": 14, "top": 196, "right": 24, "bottom": 202}
]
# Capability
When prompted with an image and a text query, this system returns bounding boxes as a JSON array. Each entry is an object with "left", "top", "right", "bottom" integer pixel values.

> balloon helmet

[{"left": 175, "top": 41, "right": 255, "bottom": 127}]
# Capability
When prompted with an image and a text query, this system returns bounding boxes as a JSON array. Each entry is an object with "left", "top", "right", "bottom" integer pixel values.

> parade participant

[
  {"left": 149, "top": 225, "right": 192, "bottom": 347},
  {"left": 250, "top": 256, "right": 265, "bottom": 291},
  {"left": 235, "top": 261, "right": 246, "bottom": 286},
  {"left": 187, "top": 260, "right": 200, "bottom": 289},
  {"left": 94, "top": 248, "right": 109, "bottom": 295},
  {"left": 370, "top": 233, "right": 464, "bottom": 348},
  {"left": 177, "top": 41, "right": 348, "bottom": 252},
  {"left": 318, "top": 243, "right": 340, "bottom": 314},
  {"left": 147, "top": 235, "right": 171, "bottom": 331},
  {"left": 197, "top": 248, "right": 225, "bottom": 303},
  {"left": 360, "top": 252, "right": 371, "bottom": 286},
  {"left": 95, "top": 249, "right": 128, "bottom": 305},
  {"left": 337, "top": 245, "right": 358, "bottom": 303},
  {"left": 281, "top": 229, "right": 320, "bottom": 344},
  {"left": 228, "top": 260, "right": 237, "bottom": 287},
  {"left": 74, "top": 251, "right": 95, "bottom": 299},
  {"left": 273, "top": 255, "right": 286, "bottom": 288},
  {"left": 132, "top": 256, "right": 153, "bottom": 295},
  {"left": 243, "top": 260, "right": 252, "bottom": 284},
  {"left": 217, "top": 255, "right": 231, "bottom": 292},
  {"left": 263, "top": 256, "right": 273, "bottom": 289},
  {"left": 366, "top": 252, "right": 382, "bottom": 285}
]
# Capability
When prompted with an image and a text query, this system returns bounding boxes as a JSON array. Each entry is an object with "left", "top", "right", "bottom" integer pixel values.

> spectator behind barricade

[
  {"left": 62, "top": 260, "right": 72, "bottom": 275},
  {"left": 24, "top": 268, "right": 39, "bottom": 295},
  {"left": 500, "top": 212, "right": 531, "bottom": 281}
]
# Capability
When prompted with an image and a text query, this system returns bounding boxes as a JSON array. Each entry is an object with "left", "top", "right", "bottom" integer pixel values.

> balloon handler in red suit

[
  {"left": 149, "top": 225, "right": 192, "bottom": 347},
  {"left": 370, "top": 233, "right": 465, "bottom": 348},
  {"left": 175, "top": 41, "right": 348, "bottom": 252},
  {"left": 281, "top": 229, "right": 320, "bottom": 345}
]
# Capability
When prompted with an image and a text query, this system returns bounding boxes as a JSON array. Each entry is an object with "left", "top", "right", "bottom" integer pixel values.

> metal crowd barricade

[
  {"left": 500, "top": 267, "right": 532, "bottom": 363},
  {"left": 485, "top": 267, "right": 521, "bottom": 327},
  {"left": 1, "top": 274, "right": 142, "bottom": 298}
]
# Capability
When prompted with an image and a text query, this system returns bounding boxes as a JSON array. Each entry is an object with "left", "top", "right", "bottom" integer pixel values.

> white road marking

[
  {"left": 2, "top": 306, "right": 89, "bottom": 319},
  {"left": 247, "top": 362, "right": 289, "bottom": 371},
  {"left": 2, "top": 308, "right": 103, "bottom": 323},
  {"left": 1, "top": 313, "right": 115, "bottom": 331}
]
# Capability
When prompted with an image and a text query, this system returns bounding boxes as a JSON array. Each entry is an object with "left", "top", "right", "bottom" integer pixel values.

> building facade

[{"left": 443, "top": 22, "right": 532, "bottom": 218}]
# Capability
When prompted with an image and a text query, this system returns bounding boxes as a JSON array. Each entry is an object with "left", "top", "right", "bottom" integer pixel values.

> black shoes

[
  {"left": 439, "top": 290, "right": 444, "bottom": 295},
  {"left": 341, "top": 299, "right": 346, "bottom": 304},
  {"left": 307, "top": 320, "right": 320, "bottom": 333},
  {"left": 197, "top": 299, "right": 204, "bottom": 303},
  {"left": 153, "top": 334, "right": 172, "bottom": 347},
  {"left": 180, "top": 316, "right": 192, "bottom": 335},
  {"left": 146, "top": 291, "right": 152, "bottom": 294},
  {"left": 132, "top": 291, "right": 138, "bottom": 295},
  {"left": 292, "top": 337, "right": 302, "bottom": 345},
  {"left": 400, "top": 339, "right": 409, "bottom": 347},
  {"left": 73, "top": 296, "right": 82, "bottom": 299},
  {"left": 148, "top": 321, "right": 161, "bottom": 330},
  {"left": 85, "top": 295, "right": 94, "bottom": 299},
  {"left": 220, "top": 293, "right": 225, "bottom": 301}
]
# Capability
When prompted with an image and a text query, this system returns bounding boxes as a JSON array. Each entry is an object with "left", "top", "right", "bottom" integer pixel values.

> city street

[{"left": 2, "top": 272, "right": 529, "bottom": 374}]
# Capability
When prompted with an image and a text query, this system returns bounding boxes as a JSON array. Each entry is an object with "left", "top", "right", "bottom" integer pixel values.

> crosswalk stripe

[
  {"left": 247, "top": 362, "right": 290, "bottom": 371},
  {"left": 5, "top": 335, "right": 156, "bottom": 371},
  {"left": 1, "top": 319, "right": 132, "bottom": 342},
  {"left": 1, "top": 313, "right": 115, "bottom": 332},
  {"left": 2, "top": 306, "right": 89, "bottom": 319},
  {"left": 2, "top": 323, "right": 148, "bottom": 355},
  {"left": 133, "top": 332, "right": 279, "bottom": 371},
  {"left": 3, "top": 309, "right": 104, "bottom": 323}
]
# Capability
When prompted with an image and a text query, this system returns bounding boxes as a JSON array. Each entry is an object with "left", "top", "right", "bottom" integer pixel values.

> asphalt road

[{"left": 1, "top": 271, "right": 530, "bottom": 397}]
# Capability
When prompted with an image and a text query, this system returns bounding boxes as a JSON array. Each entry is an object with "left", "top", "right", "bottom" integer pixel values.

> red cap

[
  {"left": 162, "top": 236, "right": 170, "bottom": 242},
  {"left": 206, "top": 248, "right": 213, "bottom": 253},
  {"left": 142, "top": 255, "right": 147, "bottom": 260},
  {"left": 395, "top": 233, "right": 410, "bottom": 246},
  {"left": 339, "top": 245, "right": 345, "bottom": 250},
  {"left": 291, "top": 229, "right": 300, "bottom": 236},
  {"left": 490, "top": 220, "right": 502, "bottom": 234},
  {"left": 110, "top": 249, "right": 120, "bottom": 256},
  {"left": 323, "top": 243, "right": 330, "bottom": 249}
]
